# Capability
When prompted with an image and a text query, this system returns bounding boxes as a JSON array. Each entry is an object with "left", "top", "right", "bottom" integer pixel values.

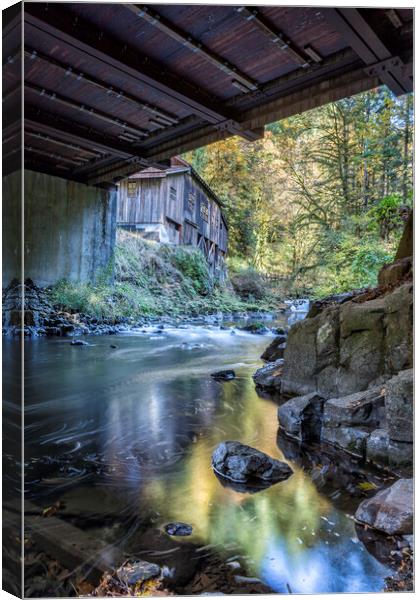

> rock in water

[
  {"left": 211, "top": 369, "right": 236, "bottom": 381},
  {"left": 70, "top": 339, "right": 89, "bottom": 346},
  {"left": 212, "top": 441, "right": 292, "bottom": 486},
  {"left": 260, "top": 336, "right": 287, "bottom": 362},
  {"left": 253, "top": 360, "right": 283, "bottom": 390},
  {"left": 164, "top": 522, "right": 193, "bottom": 536},
  {"left": 278, "top": 392, "right": 325, "bottom": 442},
  {"left": 355, "top": 478, "right": 413, "bottom": 535},
  {"left": 239, "top": 322, "right": 269, "bottom": 335}
]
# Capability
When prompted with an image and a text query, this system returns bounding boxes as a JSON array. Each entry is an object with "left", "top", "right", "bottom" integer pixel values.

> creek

[{"left": 12, "top": 313, "right": 394, "bottom": 594}]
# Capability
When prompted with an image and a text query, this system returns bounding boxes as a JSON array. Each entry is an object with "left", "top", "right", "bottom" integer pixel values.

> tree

[{"left": 184, "top": 87, "right": 413, "bottom": 297}]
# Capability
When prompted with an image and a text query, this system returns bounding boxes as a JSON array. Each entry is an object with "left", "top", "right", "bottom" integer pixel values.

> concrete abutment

[{"left": 3, "top": 170, "right": 117, "bottom": 288}]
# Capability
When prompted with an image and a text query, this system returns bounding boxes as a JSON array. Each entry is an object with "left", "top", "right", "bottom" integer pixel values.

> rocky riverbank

[
  {"left": 255, "top": 253, "right": 413, "bottom": 475},
  {"left": 254, "top": 251, "right": 413, "bottom": 590},
  {"left": 2, "top": 278, "right": 286, "bottom": 338}
]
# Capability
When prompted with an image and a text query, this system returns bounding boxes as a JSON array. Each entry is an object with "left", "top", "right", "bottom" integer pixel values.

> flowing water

[{"left": 15, "top": 315, "right": 393, "bottom": 594}]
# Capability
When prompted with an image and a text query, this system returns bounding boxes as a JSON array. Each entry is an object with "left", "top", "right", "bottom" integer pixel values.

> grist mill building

[{"left": 117, "top": 158, "right": 228, "bottom": 275}]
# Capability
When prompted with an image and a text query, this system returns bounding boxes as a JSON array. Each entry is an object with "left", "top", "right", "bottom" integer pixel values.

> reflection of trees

[{"left": 141, "top": 382, "right": 331, "bottom": 573}]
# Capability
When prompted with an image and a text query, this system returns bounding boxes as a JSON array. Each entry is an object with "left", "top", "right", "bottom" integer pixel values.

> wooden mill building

[{"left": 117, "top": 158, "right": 228, "bottom": 274}]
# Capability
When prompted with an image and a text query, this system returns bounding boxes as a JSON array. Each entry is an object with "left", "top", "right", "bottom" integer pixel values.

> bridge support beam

[{"left": 3, "top": 170, "right": 117, "bottom": 288}]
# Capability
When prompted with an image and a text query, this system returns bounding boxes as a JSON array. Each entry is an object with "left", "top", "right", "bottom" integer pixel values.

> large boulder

[
  {"left": 281, "top": 312, "right": 323, "bottom": 397},
  {"left": 260, "top": 336, "right": 287, "bottom": 362},
  {"left": 366, "top": 429, "right": 390, "bottom": 468},
  {"left": 279, "top": 282, "right": 413, "bottom": 402},
  {"left": 384, "top": 284, "right": 413, "bottom": 373},
  {"left": 355, "top": 479, "right": 413, "bottom": 535},
  {"left": 378, "top": 256, "right": 412, "bottom": 287},
  {"left": 337, "top": 298, "right": 386, "bottom": 395},
  {"left": 388, "top": 439, "right": 413, "bottom": 471},
  {"left": 321, "top": 387, "right": 386, "bottom": 460},
  {"left": 385, "top": 369, "right": 413, "bottom": 442},
  {"left": 278, "top": 393, "right": 325, "bottom": 442},
  {"left": 252, "top": 360, "right": 283, "bottom": 390},
  {"left": 211, "top": 441, "right": 292, "bottom": 487},
  {"left": 321, "top": 425, "right": 370, "bottom": 458},
  {"left": 395, "top": 210, "right": 413, "bottom": 260},
  {"left": 323, "top": 387, "right": 385, "bottom": 429}
]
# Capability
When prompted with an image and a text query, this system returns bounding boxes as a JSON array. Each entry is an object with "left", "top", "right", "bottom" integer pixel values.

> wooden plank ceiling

[{"left": 3, "top": 3, "right": 413, "bottom": 186}]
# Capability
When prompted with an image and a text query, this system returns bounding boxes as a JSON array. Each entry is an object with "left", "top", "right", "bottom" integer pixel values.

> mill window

[
  {"left": 188, "top": 192, "right": 195, "bottom": 212},
  {"left": 127, "top": 180, "right": 137, "bottom": 198},
  {"left": 200, "top": 200, "right": 209, "bottom": 222}
]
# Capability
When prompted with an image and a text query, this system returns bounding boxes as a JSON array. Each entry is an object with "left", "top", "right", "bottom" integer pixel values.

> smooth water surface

[{"left": 17, "top": 318, "right": 392, "bottom": 594}]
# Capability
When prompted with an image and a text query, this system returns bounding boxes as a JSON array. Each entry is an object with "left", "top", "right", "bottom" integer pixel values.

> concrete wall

[
  {"left": 2, "top": 170, "right": 22, "bottom": 287},
  {"left": 3, "top": 170, "right": 117, "bottom": 288}
]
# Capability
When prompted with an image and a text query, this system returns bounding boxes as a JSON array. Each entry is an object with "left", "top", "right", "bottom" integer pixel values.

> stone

[
  {"left": 70, "top": 339, "right": 89, "bottom": 346},
  {"left": 316, "top": 365, "right": 340, "bottom": 399},
  {"left": 366, "top": 429, "right": 389, "bottom": 468},
  {"left": 164, "top": 522, "right": 193, "bottom": 536},
  {"left": 385, "top": 369, "right": 413, "bottom": 442},
  {"left": 211, "top": 441, "right": 292, "bottom": 486},
  {"left": 211, "top": 369, "right": 236, "bottom": 381},
  {"left": 321, "top": 426, "right": 370, "bottom": 458},
  {"left": 61, "top": 324, "right": 75, "bottom": 335},
  {"left": 395, "top": 210, "right": 413, "bottom": 260},
  {"left": 315, "top": 307, "right": 340, "bottom": 372},
  {"left": 117, "top": 560, "right": 161, "bottom": 585},
  {"left": 323, "top": 387, "right": 385, "bottom": 429},
  {"left": 339, "top": 297, "right": 385, "bottom": 338},
  {"left": 272, "top": 327, "right": 287, "bottom": 335},
  {"left": 281, "top": 315, "right": 320, "bottom": 397},
  {"left": 378, "top": 256, "right": 412, "bottom": 287},
  {"left": 337, "top": 298, "right": 386, "bottom": 395},
  {"left": 278, "top": 393, "right": 325, "bottom": 442},
  {"left": 239, "top": 322, "right": 269, "bottom": 334},
  {"left": 279, "top": 283, "right": 413, "bottom": 402},
  {"left": 260, "top": 336, "right": 287, "bottom": 362},
  {"left": 306, "top": 291, "right": 360, "bottom": 319},
  {"left": 252, "top": 360, "right": 283, "bottom": 390},
  {"left": 384, "top": 284, "right": 413, "bottom": 373},
  {"left": 388, "top": 439, "right": 413, "bottom": 471},
  {"left": 355, "top": 479, "right": 413, "bottom": 535}
]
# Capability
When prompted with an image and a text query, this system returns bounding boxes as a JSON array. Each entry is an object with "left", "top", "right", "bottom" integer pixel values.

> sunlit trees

[{"left": 185, "top": 87, "right": 413, "bottom": 297}]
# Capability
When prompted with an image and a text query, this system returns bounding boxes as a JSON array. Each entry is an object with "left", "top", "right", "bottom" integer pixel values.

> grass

[{"left": 49, "top": 230, "right": 279, "bottom": 319}]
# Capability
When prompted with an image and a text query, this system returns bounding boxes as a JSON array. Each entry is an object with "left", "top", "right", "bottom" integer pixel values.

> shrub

[{"left": 230, "top": 267, "right": 267, "bottom": 300}]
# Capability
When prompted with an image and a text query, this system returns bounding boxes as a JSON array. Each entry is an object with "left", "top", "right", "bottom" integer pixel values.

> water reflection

[{"left": 20, "top": 322, "right": 392, "bottom": 594}]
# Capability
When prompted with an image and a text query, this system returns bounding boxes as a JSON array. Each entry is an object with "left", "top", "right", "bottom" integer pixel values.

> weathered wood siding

[
  {"left": 165, "top": 174, "right": 184, "bottom": 226},
  {"left": 182, "top": 173, "right": 227, "bottom": 251},
  {"left": 117, "top": 169, "right": 228, "bottom": 259},
  {"left": 118, "top": 177, "right": 165, "bottom": 224}
]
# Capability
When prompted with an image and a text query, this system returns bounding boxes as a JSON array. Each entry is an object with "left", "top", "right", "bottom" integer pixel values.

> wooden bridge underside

[{"left": 3, "top": 3, "right": 413, "bottom": 186}]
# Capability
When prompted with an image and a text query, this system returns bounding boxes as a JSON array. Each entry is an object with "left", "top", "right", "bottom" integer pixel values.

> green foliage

[
  {"left": 230, "top": 266, "right": 268, "bottom": 301},
  {"left": 168, "top": 246, "right": 212, "bottom": 294},
  {"left": 52, "top": 88, "right": 413, "bottom": 314},
  {"left": 312, "top": 223, "right": 395, "bottom": 298},
  {"left": 367, "top": 194, "right": 410, "bottom": 240},
  {"left": 49, "top": 231, "right": 277, "bottom": 319},
  {"left": 185, "top": 88, "right": 413, "bottom": 299}
]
